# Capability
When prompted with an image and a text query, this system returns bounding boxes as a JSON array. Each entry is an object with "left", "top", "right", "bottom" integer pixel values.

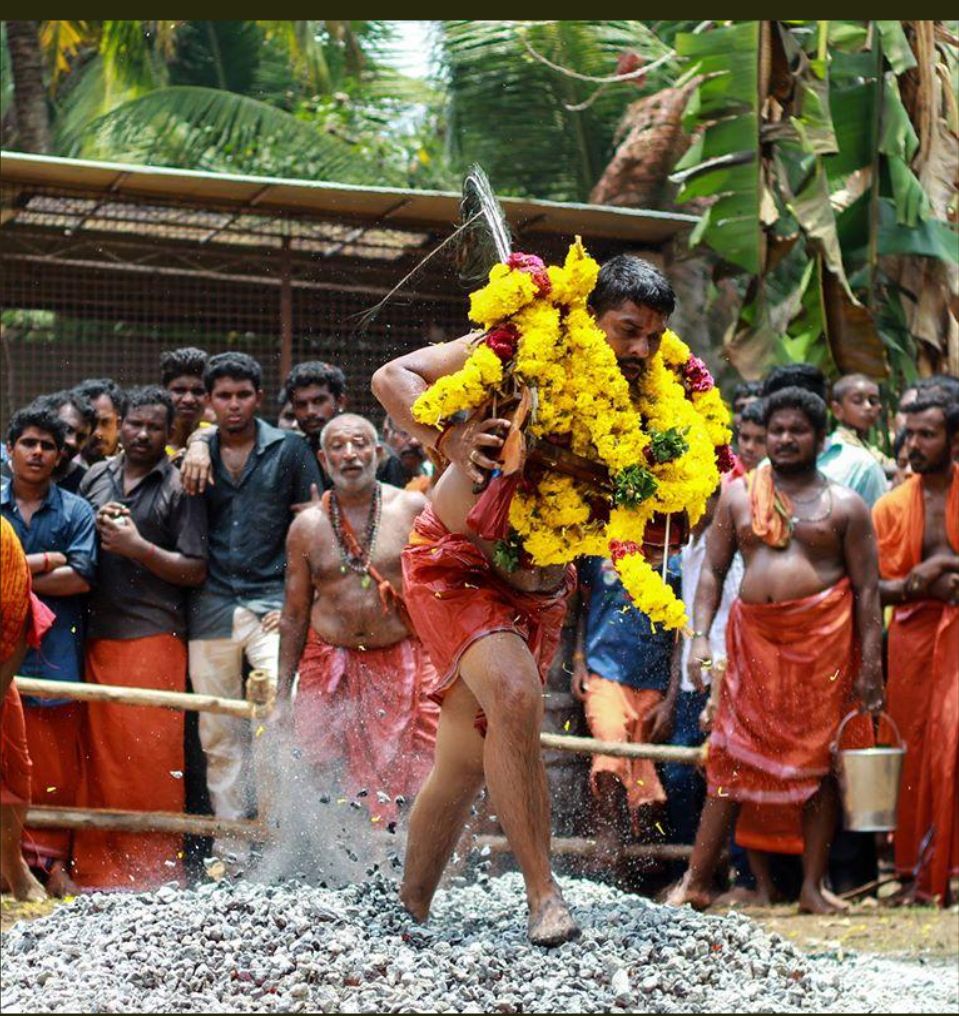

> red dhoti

[
  {"left": 72, "top": 634, "right": 187, "bottom": 890},
  {"left": 873, "top": 466, "right": 959, "bottom": 904},
  {"left": 22, "top": 702, "right": 83, "bottom": 870},
  {"left": 708, "top": 578, "right": 868, "bottom": 809},
  {"left": 1, "top": 685, "right": 32, "bottom": 806},
  {"left": 402, "top": 505, "right": 575, "bottom": 733},
  {"left": 294, "top": 630, "right": 440, "bottom": 821}
]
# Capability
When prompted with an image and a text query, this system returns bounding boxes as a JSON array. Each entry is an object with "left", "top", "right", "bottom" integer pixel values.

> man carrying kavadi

[{"left": 373, "top": 244, "right": 733, "bottom": 944}]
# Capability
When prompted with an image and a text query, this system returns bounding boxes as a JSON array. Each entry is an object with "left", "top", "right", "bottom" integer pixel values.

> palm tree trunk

[{"left": 7, "top": 21, "right": 52, "bottom": 153}]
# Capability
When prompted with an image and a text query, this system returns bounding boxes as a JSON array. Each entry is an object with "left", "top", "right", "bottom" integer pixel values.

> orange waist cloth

[
  {"left": 22, "top": 702, "right": 83, "bottom": 869},
  {"left": 1, "top": 684, "right": 32, "bottom": 806},
  {"left": 883, "top": 601, "right": 958, "bottom": 904},
  {"left": 72, "top": 635, "right": 188, "bottom": 890},
  {"left": 403, "top": 505, "right": 574, "bottom": 704},
  {"left": 294, "top": 630, "right": 440, "bottom": 821},
  {"left": 707, "top": 578, "right": 870, "bottom": 805},
  {"left": 872, "top": 465, "right": 959, "bottom": 904},
  {"left": 584, "top": 676, "right": 666, "bottom": 825}
]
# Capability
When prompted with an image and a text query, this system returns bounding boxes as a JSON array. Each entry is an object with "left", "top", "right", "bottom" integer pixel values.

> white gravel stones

[{"left": 2, "top": 873, "right": 956, "bottom": 1014}]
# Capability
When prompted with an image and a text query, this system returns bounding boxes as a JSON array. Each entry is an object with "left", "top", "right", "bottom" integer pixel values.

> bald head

[{"left": 319, "top": 413, "right": 378, "bottom": 454}]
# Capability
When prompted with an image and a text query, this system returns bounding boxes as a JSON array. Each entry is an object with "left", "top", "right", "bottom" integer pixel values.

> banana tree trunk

[{"left": 6, "top": 21, "right": 52, "bottom": 153}]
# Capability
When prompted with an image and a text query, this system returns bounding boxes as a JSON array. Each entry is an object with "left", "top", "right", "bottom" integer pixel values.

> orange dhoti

[
  {"left": 1, "top": 685, "right": 32, "bottom": 806},
  {"left": 72, "top": 634, "right": 187, "bottom": 890},
  {"left": 708, "top": 578, "right": 867, "bottom": 811},
  {"left": 22, "top": 702, "right": 83, "bottom": 870},
  {"left": 294, "top": 630, "right": 440, "bottom": 822},
  {"left": 882, "top": 602, "right": 958, "bottom": 900},
  {"left": 402, "top": 505, "right": 575, "bottom": 734},
  {"left": 584, "top": 675, "right": 666, "bottom": 826},
  {"left": 873, "top": 463, "right": 959, "bottom": 904}
]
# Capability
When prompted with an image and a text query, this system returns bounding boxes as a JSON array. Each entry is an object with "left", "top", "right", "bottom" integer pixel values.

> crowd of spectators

[{"left": 0, "top": 343, "right": 955, "bottom": 912}]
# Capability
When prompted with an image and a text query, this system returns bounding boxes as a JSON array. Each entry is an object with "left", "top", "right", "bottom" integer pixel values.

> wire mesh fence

[{"left": 1, "top": 170, "right": 656, "bottom": 430}]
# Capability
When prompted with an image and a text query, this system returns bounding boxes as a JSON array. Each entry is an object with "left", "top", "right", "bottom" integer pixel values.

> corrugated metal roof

[{"left": 0, "top": 151, "right": 697, "bottom": 246}]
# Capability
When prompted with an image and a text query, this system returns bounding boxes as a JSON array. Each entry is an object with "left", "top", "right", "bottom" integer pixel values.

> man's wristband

[
  {"left": 43, "top": 552, "right": 50, "bottom": 573},
  {"left": 690, "top": 630, "right": 708, "bottom": 639}
]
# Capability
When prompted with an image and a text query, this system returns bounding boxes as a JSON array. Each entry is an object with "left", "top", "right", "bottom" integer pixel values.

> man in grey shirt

[{"left": 187, "top": 352, "right": 322, "bottom": 861}]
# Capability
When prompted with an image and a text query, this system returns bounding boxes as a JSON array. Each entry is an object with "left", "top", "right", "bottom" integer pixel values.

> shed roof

[{"left": 0, "top": 151, "right": 697, "bottom": 261}]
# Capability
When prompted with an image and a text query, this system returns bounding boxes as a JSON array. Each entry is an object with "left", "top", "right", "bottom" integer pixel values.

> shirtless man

[
  {"left": 276, "top": 415, "right": 438, "bottom": 819},
  {"left": 373, "top": 254, "right": 677, "bottom": 945},
  {"left": 666, "top": 385, "right": 884, "bottom": 914}
]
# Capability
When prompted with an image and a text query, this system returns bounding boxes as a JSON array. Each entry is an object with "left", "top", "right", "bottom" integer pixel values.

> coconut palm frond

[
  {"left": 75, "top": 84, "right": 404, "bottom": 185},
  {"left": 439, "top": 20, "right": 675, "bottom": 202}
]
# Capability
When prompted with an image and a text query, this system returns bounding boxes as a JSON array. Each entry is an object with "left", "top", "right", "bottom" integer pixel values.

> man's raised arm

[
  {"left": 371, "top": 335, "right": 476, "bottom": 450},
  {"left": 372, "top": 334, "right": 510, "bottom": 487}
]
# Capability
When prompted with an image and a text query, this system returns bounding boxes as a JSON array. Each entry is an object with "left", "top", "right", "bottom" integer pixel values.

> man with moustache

[
  {"left": 373, "top": 255, "right": 674, "bottom": 945},
  {"left": 873, "top": 394, "right": 959, "bottom": 905},
  {"left": 187, "top": 352, "right": 322, "bottom": 864},
  {"left": 666, "top": 387, "right": 883, "bottom": 914},
  {"left": 75, "top": 379, "right": 125, "bottom": 468},
  {"left": 276, "top": 414, "right": 438, "bottom": 822},
  {"left": 75, "top": 386, "right": 208, "bottom": 890}
]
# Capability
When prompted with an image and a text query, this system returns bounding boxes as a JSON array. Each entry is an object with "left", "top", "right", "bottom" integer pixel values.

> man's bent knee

[{"left": 483, "top": 670, "right": 543, "bottom": 729}]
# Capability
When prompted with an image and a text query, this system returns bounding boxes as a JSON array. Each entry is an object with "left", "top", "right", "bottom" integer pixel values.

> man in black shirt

[
  {"left": 187, "top": 353, "right": 322, "bottom": 862},
  {"left": 77, "top": 386, "right": 207, "bottom": 890}
]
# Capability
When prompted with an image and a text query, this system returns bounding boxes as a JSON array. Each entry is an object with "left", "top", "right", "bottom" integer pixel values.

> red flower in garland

[
  {"left": 715, "top": 443, "right": 737, "bottom": 474},
  {"left": 484, "top": 322, "right": 521, "bottom": 362},
  {"left": 507, "top": 252, "right": 551, "bottom": 296},
  {"left": 609, "top": 539, "right": 642, "bottom": 562},
  {"left": 682, "top": 355, "right": 714, "bottom": 394}
]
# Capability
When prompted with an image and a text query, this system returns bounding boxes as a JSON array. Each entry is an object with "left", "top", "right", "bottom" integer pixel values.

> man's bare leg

[
  {"left": 592, "top": 772, "right": 629, "bottom": 867},
  {"left": 458, "top": 632, "right": 579, "bottom": 946},
  {"left": 799, "top": 776, "right": 848, "bottom": 914},
  {"left": 665, "top": 795, "right": 739, "bottom": 909},
  {"left": 0, "top": 804, "right": 46, "bottom": 902},
  {"left": 400, "top": 679, "right": 486, "bottom": 921},
  {"left": 745, "top": 849, "right": 778, "bottom": 905}
]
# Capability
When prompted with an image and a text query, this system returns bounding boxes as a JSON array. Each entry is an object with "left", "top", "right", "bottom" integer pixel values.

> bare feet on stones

[
  {"left": 44, "top": 861, "right": 80, "bottom": 899},
  {"left": 663, "top": 872, "right": 714, "bottom": 910},
  {"left": 528, "top": 892, "right": 580, "bottom": 947},
  {"left": 2, "top": 861, "right": 47, "bottom": 902},
  {"left": 399, "top": 882, "right": 431, "bottom": 923},
  {"left": 798, "top": 881, "right": 850, "bottom": 914}
]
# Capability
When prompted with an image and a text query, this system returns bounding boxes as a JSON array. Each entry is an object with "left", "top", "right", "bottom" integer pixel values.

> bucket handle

[{"left": 832, "top": 708, "right": 905, "bottom": 755}]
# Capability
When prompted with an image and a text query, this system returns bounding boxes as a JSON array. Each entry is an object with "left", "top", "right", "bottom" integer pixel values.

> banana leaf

[
  {"left": 675, "top": 21, "right": 761, "bottom": 275},
  {"left": 877, "top": 199, "right": 959, "bottom": 261},
  {"left": 876, "top": 21, "right": 917, "bottom": 73}
]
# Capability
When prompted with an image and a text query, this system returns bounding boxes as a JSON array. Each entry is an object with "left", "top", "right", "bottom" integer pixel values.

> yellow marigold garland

[{"left": 411, "top": 240, "right": 732, "bottom": 629}]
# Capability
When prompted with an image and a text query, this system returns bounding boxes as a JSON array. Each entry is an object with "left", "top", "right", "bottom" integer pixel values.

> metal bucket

[{"left": 832, "top": 710, "right": 905, "bottom": 832}]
